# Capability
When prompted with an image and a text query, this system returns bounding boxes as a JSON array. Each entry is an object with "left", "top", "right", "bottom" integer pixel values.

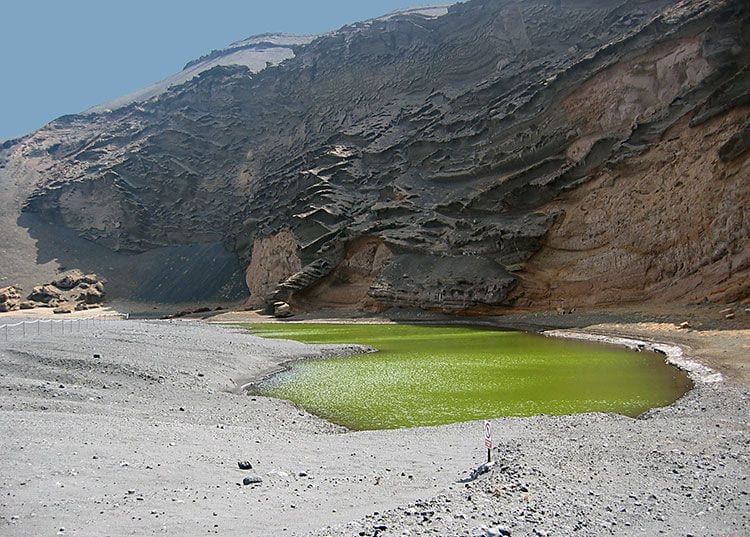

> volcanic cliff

[{"left": 0, "top": 0, "right": 747, "bottom": 313}]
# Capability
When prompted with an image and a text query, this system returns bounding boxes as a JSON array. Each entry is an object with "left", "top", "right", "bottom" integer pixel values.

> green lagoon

[{"left": 247, "top": 323, "right": 692, "bottom": 431}]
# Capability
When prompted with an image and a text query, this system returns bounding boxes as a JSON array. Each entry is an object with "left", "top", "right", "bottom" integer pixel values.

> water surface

[{"left": 247, "top": 323, "right": 691, "bottom": 430}]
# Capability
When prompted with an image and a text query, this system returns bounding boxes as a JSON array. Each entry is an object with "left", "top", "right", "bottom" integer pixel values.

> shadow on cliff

[{"left": 17, "top": 212, "right": 248, "bottom": 303}]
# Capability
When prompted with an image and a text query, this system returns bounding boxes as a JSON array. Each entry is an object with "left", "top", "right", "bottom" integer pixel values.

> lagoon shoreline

[{"left": 0, "top": 310, "right": 748, "bottom": 536}]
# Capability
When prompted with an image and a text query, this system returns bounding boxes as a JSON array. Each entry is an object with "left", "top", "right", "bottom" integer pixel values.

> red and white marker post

[{"left": 484, "top": 420, "right": 492, "bottom": 463}]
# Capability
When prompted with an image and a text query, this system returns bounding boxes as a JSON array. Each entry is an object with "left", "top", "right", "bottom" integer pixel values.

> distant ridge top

[
  {"left": 376, "top": 3, "right": 455, "bottom": 21},
  {"left": 183, "top": 33, "right": 317, "bottom": 71}
]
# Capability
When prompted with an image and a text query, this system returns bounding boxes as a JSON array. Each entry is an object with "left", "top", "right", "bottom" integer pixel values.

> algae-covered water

[{"left": 247, "top": 323, "right": 692, "bottom": 430}]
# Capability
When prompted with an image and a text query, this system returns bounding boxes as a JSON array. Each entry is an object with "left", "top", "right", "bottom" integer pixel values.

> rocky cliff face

[{"left": 1, "top": 0, "right": 748, "bottom": 311}]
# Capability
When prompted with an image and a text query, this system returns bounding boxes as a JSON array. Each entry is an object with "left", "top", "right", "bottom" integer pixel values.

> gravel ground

[{"left": 0, "top": 318, "right": 747, "bottom": 537}]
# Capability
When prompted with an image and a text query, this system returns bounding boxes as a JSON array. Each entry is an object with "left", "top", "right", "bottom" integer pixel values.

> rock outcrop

[
  {"left": 0, "top": 287, "right": 23, "bottom": 312},
  {"left": 1, "top": 0, "right": 748, "bottom": 312},
  {"left": 27, "top": 270, "right": 106, "bottom": 312}
]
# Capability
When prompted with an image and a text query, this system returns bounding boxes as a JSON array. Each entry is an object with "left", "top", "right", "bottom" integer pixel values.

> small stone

[
  {"left": 678, "top": 321, "right": 690, "bottom": 329},
  {"left": 725, "top": 313, "right": 735, "bottom": 319},
  {"left": 238, "top": 461, "right": 253, "bottom": 470},
  {"left": 242, "top": 476, "right": 263, "bottom": 486},
  {"left": 487, "top": 527, "right": 511, "bottom": 537}
]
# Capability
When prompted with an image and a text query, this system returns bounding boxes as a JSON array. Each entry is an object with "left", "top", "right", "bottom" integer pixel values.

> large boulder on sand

[
  {"left": 0, "top": 300, "right": 20, "bottom": 312},
  {"left": 52, "top": 270, "right": 90, "bottom": 290},
  {"left": 273, "top": 301, "right": 293, "bottom": 318},
  {"left": 0, "top": 286, "right": 22, "bottom": 303},
  {"left": 75, "top": 302, "right": 102, "bottom": 311},
  {"left": 24, "top": 272, "right": 107, "bottom": 311},
  {"left": 28, "top": 284, "right": 63, "bottom": 303},
  {"left": 0, "top": 273, "right": 106, "bottom": 313},
  {"left": 74, "top": 286, "right": 105, "bottom": 304},
  {"left": 0, "top": 287, "right": 22, "bottom": 312},
  {"left": 53, "top": 303, "right": 76, "bottom": 314}
]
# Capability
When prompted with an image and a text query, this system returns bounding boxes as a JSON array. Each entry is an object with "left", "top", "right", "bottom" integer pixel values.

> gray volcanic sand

[{"left": 0, "top": 319, "right": 748, "bottom": 537}]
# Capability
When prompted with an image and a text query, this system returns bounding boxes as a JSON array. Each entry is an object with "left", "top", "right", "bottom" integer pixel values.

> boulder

[
  {"left": 26, "top": 272, "right": 106, "bottom": 310},
  {"left": 273, "top": 301, "right": 293, "bottom": 318},
  {"left": 28, "top": 284, "right": 63, "bottom": 303},
  {"left": 52, "top": 271, "right": 102, "bottom": 290},
  {"left": 0, "top": 300, "right": 20, "bottom": 312},
  {"left": 19, "top": 301, "right": 37, "bottom": 310},
  {"left": 0, "top": 286, "right": 22, "bottom": 303},
  {"left": 52, "top": 270, "right": 86, "bottom": 290},
  {"left": 242, "top": 476, "right": 263, "bottom": 486},
  {"left": 81, "top": 273, "right": 99, "bottom": 285},
  {"left": 75, "top": 302, "right": 102, "bottom": 311},
  {"left": 75, "top": 287, "right": 105, "bottom": 304},
  {"left": 53, "top": 304, "right": 75, "bottom": 314}
]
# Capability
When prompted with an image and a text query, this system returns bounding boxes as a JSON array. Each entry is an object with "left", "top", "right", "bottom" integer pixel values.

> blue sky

[{"left": 0, "top": 1, "right": 437, "bottom": 140}]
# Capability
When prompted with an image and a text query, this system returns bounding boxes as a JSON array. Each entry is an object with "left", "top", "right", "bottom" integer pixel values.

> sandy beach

[{"left": 0, "top": 312, "right": 748, "bottom": 536}]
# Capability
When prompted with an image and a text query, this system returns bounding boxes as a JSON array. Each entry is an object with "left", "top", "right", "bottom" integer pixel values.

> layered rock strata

[{"left": 1, "top": 0, "right": 747, "bottom": 312}]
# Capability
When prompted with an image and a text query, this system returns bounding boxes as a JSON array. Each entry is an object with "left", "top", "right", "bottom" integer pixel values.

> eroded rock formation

[
  {"left": 1, "top": 0, "right": 748, "bottom": 312},
  {"left": 0, "top": 271, "right": 106, "bottom": 313}
]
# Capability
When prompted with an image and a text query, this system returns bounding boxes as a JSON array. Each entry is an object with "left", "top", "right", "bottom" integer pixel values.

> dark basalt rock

[{"left": 7, "top": 0, "right": 750, "bottom": 311}]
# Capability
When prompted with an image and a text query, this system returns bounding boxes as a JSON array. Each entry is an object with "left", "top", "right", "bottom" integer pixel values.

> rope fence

[{"left": 1, "top": 313, "right": 129, "bottom": 342}]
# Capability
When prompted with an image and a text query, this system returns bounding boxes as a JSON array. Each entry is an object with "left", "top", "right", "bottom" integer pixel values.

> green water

[{"left": 247, "top": 323, "right": 692, "bottom": 431}]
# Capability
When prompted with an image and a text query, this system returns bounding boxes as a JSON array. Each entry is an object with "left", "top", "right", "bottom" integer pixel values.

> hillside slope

[{"left": 0, "top": 0, "right": 747, "bottom": 311}]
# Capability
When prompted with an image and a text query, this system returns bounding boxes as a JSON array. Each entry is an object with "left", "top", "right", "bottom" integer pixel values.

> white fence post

[{"left": 1, "top": 312, "right": 128, "bottom": 343}]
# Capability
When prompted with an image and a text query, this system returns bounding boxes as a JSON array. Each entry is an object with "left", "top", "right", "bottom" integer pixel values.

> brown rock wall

[
  {"left": 245, "top": 230, "right": 302, "bottom": 306},
  {"left": 519, "top": 107, "right": 749, "bottom": 308}
]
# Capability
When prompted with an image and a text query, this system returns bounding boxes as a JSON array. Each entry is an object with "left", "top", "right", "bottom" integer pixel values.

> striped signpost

[{"left": 484, "top": 420, "right": 492, "bottom": 463}]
